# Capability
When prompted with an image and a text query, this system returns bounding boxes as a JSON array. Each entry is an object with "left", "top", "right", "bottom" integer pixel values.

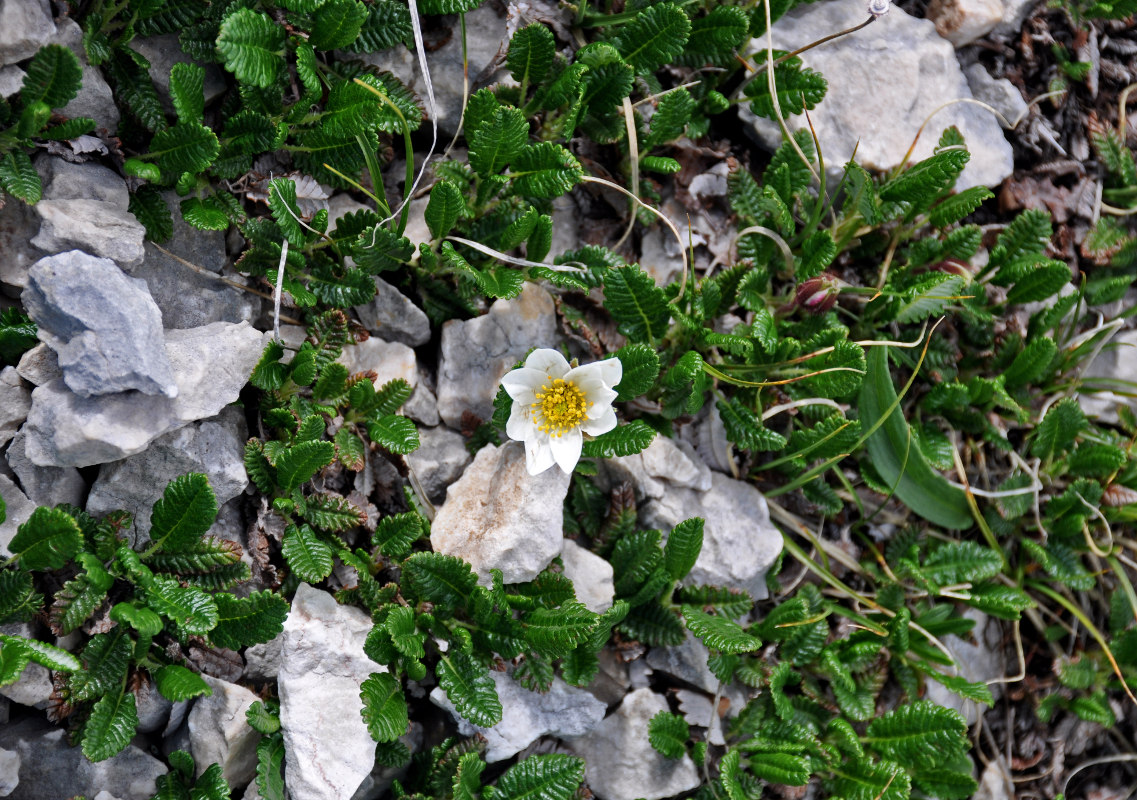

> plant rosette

[{"left": 501, "top": 349, "right": 622, "bottom": 474}]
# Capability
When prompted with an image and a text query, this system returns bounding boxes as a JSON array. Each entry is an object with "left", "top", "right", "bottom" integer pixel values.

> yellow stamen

[{"left": 532, "top": 377, "right": 589, "bottom": 438}]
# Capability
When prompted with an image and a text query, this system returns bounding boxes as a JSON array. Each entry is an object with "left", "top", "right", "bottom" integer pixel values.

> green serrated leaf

[
  {"left": 82, "top": 690, "right": 139, "bottom": 762},
  {"left": 210, "top": 591, "right": 289, "bottom": 650},
  {"left": 153, "top": 664, "right": 213, "bottom": 701},
  {"left": 648, "top": 711, "right": 689, "bottom": 759},
  {"left": 22, "top": 44, "right": 83, "bottom": 108},
  {"left": 580, "top": 420, "right": 656, "bottom": 458},
  {"left": 217, "top": 8, "right": 286, "bottom": 88},
  {"left": 9, "top": 506, "right": 82, "bottom": 571},
  {"left": 437, "top": 652, "right": 502, "bottom": 727},
  {"left": 149, "top": 473, "right": 218, "bottom": 553},
  {"left": 282, "top": 524, "right": 335, "bottom": 583},
  {"left": 360, "top": 671, "right": 409, "bottom": 742},
  {"left": 663, "top": 518, "right": 703, "bottom": 581},
  {"left": 426, "top": 180, "right": 464, "bottom": 239},
  {"left": 682, "top": 608, "right": 761, "bottom": 653},
  {"left": 616, "top": 4, "right": 691, "bottom": 73}
]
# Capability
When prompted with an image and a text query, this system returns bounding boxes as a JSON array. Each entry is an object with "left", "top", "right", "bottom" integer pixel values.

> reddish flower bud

[
  {"left": 928, "top": 258, "right": 973, "bottom": 279},
  {"left": 792, "top": 273, "right": 841, "bottom": 314}
]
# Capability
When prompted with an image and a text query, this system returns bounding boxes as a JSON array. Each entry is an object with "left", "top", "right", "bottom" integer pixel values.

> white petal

[
  {"left": 506, "top": 402, "right": 534, "bottom": 441},
  {"left": 525, "top": 348, "right": 570, "bottom": 378},
  {"left": 525, "top": 433, "right": 557, "bottom": 475},
  {"left": 596, "top": 356, "right": 622, "bottom": 388},
  {"left": 580, "top": 406, "right": 617, "bottom": 436},
  {"left": 549, "top": 428, "right": 583, "bottom": 474},
  {"left": 500, "top": 368, "right": 544, "bottom": 402},
  {"left": 584, "top": 386, "right": 618, "bottom": 416}
]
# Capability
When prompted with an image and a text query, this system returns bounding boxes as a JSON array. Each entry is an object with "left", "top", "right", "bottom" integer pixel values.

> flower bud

[
  {"left": 792, "top": 273, "right": 841, "bottom": 314},
  {"left": 928, "top": 258, "right": 974, "bottom": 280}
]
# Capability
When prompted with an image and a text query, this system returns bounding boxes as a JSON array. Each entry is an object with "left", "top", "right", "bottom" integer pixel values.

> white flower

[{"left": 500, "top": 349, "right": 622, "bottom": 475}]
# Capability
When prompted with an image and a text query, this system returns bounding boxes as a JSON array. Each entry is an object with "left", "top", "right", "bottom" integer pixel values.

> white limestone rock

[
  {"left": 436, "top": 283, "right": 558, "bottom": 429},
  {"left": 0, "top": 367, "right": 30, "bottom": 446},
  {"left": 928, "top": 0, "right": 1004, "bottom": 47},
  {"left": 23, "top": 250, "right": 176, "bottom": 398},
  {"left": 85, "top": 405, "right": 248, "bottom": 547},
  {"left": 279, "top": 584, "right": 381, "bottom": 800},
  {"left": 640, "top": 471, "right": 782, "bottom": 600},
  {"left": 430, "top": 671, "right": 606, "bottom": 763},
  {"left": 30, "top": 160, "right": 145, "bottom": 267},
  {"left": 741, "top": 0, "right": 1013, "bottom": 190},
  {"left": 430, "top": 442, "right": 570, "bottom": 584},
  {"left": 22, "top": 322, "right": 268, "bottom": 468},
  {"left": 560, "top": 539, "right": 615, "bottom": 614},
  {"left": 0, "top": 717, "right": 166, "bottom": 800},
  {"left": 564, "top": 688, "right": 700, "bottom": 800},
  {"left": 187, "top": 675, "right": 261, "bottom": 788}
]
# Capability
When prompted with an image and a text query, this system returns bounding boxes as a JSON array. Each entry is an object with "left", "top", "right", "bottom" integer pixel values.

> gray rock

[
  {"left": 0, "top": 475, "right": 34, "bottom": 555},
  {"left": 0, "top": 625, "right": 51, "bottom": 710},
  {"left": 964, "top": 63, "right": 1029, "bottom": 126},
  {"left": 352, "top": 3, "right": 508, "bottom": 138},
  {"left": 0, "top": 717, "right": 166, "bottom": 800},
  {"left": 354, "top": 276, "right": 431, "bottom": 347},
  {"left": 23, "top": 321, "right": 268, "bottom": 468},
  {"left": 14, "top": 343, "right": 59, "bottom": 385},
  {"left": 741, "top": 0, "right": 1013, "bottom": 190},
  {"left": 134, "top": 679, "right": 174, "bottom": 734},
  {"left": 5, "top": 431, "right": 84, "bottom": 508},
  {"left": 279, "top": 584, "right": 380, "bottom": 800},
  {"left": 640, "top": 471, "right": 782, "bottom": 601},
  {"left": 602, "top": 435, "right": 711, "bottom": 501},
  {"left": 560, "top": 539, "right": 614, "bottom": 614},
  {"left": 405, "top": 381, "right": 440, "bottom": 427},
  {"left": 565, "top": 688, "right": 700, "bottom": 800},
  {"left": 405, "top": 426, "right": 472, "bottom": 504},
  {"left": 129, "top": 35, "right": 227, "bottom": 113},
  {"left": 124, "top": 195, "right": 257, "bottom": 328},
  {"left": 30, "top": 160, "right": 146, "bottom": 267},
  {"left": 430, "top": 671, "right": 606, "bottom": 763},
  {"left": 0, "top": 0, "right": 55, "bottom": 67},
  {"left": 23, "top": 251, "right": 177, "bottom": 398},
  {"left": 586, "top": 648, "right": 630, "bottom": 707},
  {"left": 923, "top": 610, "right": 1005, "bottom": 725},
  {"left": 0, "top": 188, "right": 44, "bottom": 295},
  {"left": 188, "top": 675, "right": 261, "bottom": 788},
  {"left": 646, "top": 631, "right": 721, "bottom": 694},
  {"left": 85, "top": 405, "right": 248, "bottom": 546},
  {"left": 927, "top": 0, "right": 1004, "bottom": 47},
  {"left": 55, "top": 18, "right": 119, "bottom": 133},
  {"left": 0, "top": 745, "right": 18, "bottom": 796},
  {"left": 436, "top": 283, "right": 558, "bottom": 429},
  {"left": 431, "top": 442, "right": 570, "bottom": 584},
  {"left": 0, "top": 65, "right": 23, "bottom": 97},
  {"left": 1079, "top": 330, "right": 1137, "bottom": 424},
  {"left": 992, "top": 0, "right": 1041, "bottom": 36},
  {"left": 0, "top": 367, "right": 30, "bottom": 446},
  {"left": 339, "top": 337, "right": 418, "bottom": 390},
  {"left": 243, "top": 631, "right": 284, "bottom": 681}
]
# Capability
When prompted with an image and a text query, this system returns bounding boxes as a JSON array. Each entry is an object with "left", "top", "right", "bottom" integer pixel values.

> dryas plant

[
  {"left": 0, "top": 474, "right": 288, "bottom": 763},
  {"left": 0, "top": 44, "right": 96, "bottom": 204}
]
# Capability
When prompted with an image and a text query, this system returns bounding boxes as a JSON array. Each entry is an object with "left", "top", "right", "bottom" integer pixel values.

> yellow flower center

[{"left": 532, "top": 377, "right": 590, "bottom": 437}]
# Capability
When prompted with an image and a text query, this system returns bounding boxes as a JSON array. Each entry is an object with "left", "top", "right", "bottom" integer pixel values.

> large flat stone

[
  {"left": 22, "top": 322, "right": 268, "bottom": 468},
  {"left": 741, "top": 0, "right": 1013, "bottom": 190},
  {"left": 430, "top": 442, "right": 569, "bottom": 584}
]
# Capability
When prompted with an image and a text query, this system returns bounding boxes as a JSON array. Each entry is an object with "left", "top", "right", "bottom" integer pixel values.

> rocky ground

[{"left": 1, "top": 0, "right": 1136, "bottom": 798}]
